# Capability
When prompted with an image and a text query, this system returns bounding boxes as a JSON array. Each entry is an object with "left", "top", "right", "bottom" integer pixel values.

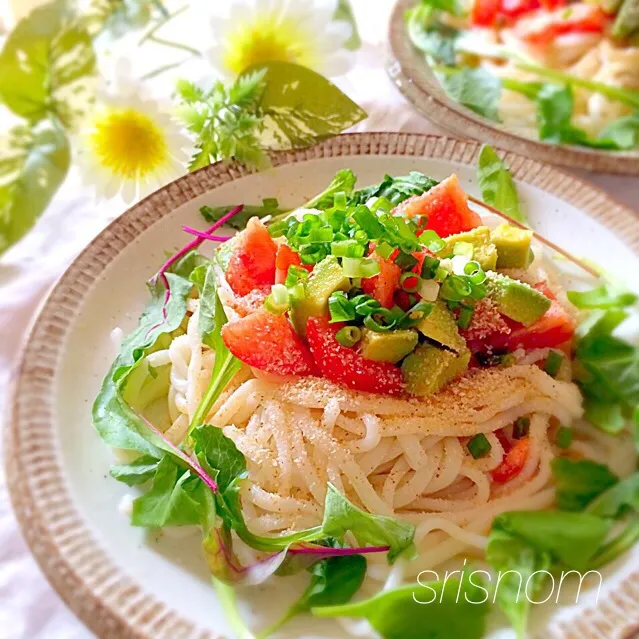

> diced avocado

[
  {"left": 290, "top": 255, "right": 350, "bottom": 335},
  {"left": 443, "top": 227, "right": 498, "bottom": 271},
  {"left": 486, "top": 273, "right": 551, "bottom": 326},
  {"left": 613, "top": 0, "right": 639, "bottom": 38},
  {"left": 491, "top": 223, "right": 534, "bottom": 269},
  {"left": 360, "top": 329, "right": 418, "bottom": 363},
  {"left": 417, "top": 300, "right": 465, "bottom": 353},
  {"left": 402, "top": 343, "right": 471, "bottom": 396}
]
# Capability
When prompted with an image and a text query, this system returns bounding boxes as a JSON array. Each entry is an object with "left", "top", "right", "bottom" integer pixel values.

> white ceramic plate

[{"left": 6, "top": 133, "right": 639, "bottom": 639}]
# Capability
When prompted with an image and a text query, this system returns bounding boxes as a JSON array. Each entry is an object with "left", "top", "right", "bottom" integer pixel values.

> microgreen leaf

[
  {"left": 313, "top": 578, "right": 489, "bottom": 639},
  {"left": 439, "top": 68, "right": 501, "bottom": 121},
  {"left": 551, "top": 458, "right": 619, "bottom": 512},
  {"left": 0, "top": 118, "right": 70, "bottom": 254},
  {"left": 0, "top": 0, "right": 96, "bottom": 128},
  {"left": 110, "top": 454, "right": 160, "bottom": 486},
  {"left": 477, "top": 145, "right": 526, "bottom": 224},
  {"left": 352, "top": 171, "right": 438, "bottom": 206}
]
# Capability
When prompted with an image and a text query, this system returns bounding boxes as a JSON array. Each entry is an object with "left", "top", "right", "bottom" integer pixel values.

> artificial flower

[
  {"left": 75, "top": 63, "right": 194, "bottom": 203},
  {"left": 206, "top": 0, "right": 354, "bottom": 79}
]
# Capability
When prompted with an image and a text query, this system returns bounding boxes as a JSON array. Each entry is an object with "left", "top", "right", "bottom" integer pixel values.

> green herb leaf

[
  {"left": 333, "top": 0, "right": 361, "bottom": 50},
  {"left": 313, "top": 578, "right": 489, "bottom": 639},
  {"left": 492, "top": 510, "right": 613, "bottom": 570},
  {"left": 587, "top": 472, "right": 639, "bottom": 519},
  {"left": 321, "top": 484, "right": 416, "bottom": 562},
  {"left": 486, "top": 528, "right": 551, "bottom": 638},
  {"left": 598, "top": 112, "right": 639, "bottom": 150},
  {"left": 584, "top": 398, "right": 626, "bottom": 434},
  {"left": 305, "top": 169, "right": 358, "bottom": 210},
  {"left": 589, "top": 519, "right": 639, "bottom": 569},
  {"left": 551, "top": 458, "right": 619, "bottom": 512},
  {"left": 477, "top": 145, "right": 526, "bottom": 224},
  {"left": 567, "top": 286, "right": 637, "bottom": 310},
  {"left": 247, "top": 61, "right": 367, "bottom": 149},
  {"left": 439, "top": 68, "right": 501, "bottom": 121},
  {"left": 200, "top": 199, "right": 285, "bottom": 230},
  {"left": 0, "top": 0, "right": 96, "bottom": 128},
  {"left": 353, "top": 171, "right": 438, "bottom": 206},
  {"left": 0, "top": 118, "right": 70, "bottom": 254},
  {"left": 110, "top": 454, "right": 160, "bottom": 486},
  {"left": 131, "top": 456, "right": 203, "bottom": 527}
]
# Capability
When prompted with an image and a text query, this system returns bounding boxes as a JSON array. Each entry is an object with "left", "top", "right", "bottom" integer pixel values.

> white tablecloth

[{"left": 0, "top": 2, "right": 637, "bottom": 638}]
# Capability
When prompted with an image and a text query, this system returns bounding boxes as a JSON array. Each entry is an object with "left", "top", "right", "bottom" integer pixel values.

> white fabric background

[{"left": 0, "top": 2, "right": 636, "bottom": 637}]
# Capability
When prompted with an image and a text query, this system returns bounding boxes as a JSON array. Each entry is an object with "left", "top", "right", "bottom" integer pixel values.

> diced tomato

[
  {"left": 461, "top": 299, "right": 511, "bottom": 347},
  {"left": 394, "top": 290, "right": 413, "bottom": 312},
  {"left": 306, "top": 317, "right": 404, "bottom": 396},
  {"left": 539, "top": 0, "right": 566, "bottom": 8},
  {"left": 274, "top": 244, "right": 312, "bottom": 285},
  {"left": 395, "top": 176, "right": 482, "bottom": 238},
  {"left": 361, "top": 252, "right": 402, "bottom": 309},
  {"left": 501, "top": 0, "right": 541, "bottom": 19},
  {"left": 471, "top": 0, "right": 501, "bottom": 25},
  {"left": 225, "top": 287, "right": 270, "bottom": 317},
  {"left": 226, "top": 217, "right": 277, "bottom": 296},
  {"left": 495, "top": 428, "right": 512, "bottom": 453},
  {"left": 491, "top": 437, "right": 530, "bottom": 483},
  {"left": 221, "top": 309, "right": 317, "bottom": 376},
  {"left": 514, "top": 4, "right": 608, "bottom": 44}
]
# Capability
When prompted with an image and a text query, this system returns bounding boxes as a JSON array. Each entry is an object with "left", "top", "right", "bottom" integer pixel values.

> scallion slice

[
  {"left": 332, "top": 240, "right": 366, "bottom": 258},
  {"left": 463, "top": 260, "right": 486, "bottom": 284},
  {"left": 335, "top": 326, "right": 362, "bottom": 347},
  {"left": 544, "top": 350, "right": 563, "bottom": 378},
  {"left": 420, "top": 229, "right": 446, "bottom": 253},
  {"left": 375, "top": 241, "right": 394, "bottom": 260},
  {"left": 468, "top": 434, "right": 491, "bottom": 459},
  {"left": 285, "top": 265, "right": 309, "bottom": 288},
  {"left": 417, "top": 278, "right": 440, "bottom": 302},
  {"left": 513, "top": 417, "right": 530, "bottom": 439},
  {"left": 400, "top": 272, "right": 420, "bottom": 293},
  {"left": 328, "top": 291, "right": 355, "bottom": 323},
  {"left": 398, "top": 301, "right": 433, "bottom": 328},
  {"left": 342, "top": 257, "right": 381, "bottom": 279},
  {"left": 364, "top": 309, "right": 396, "bottom": 332},
  {"left": 264, "top": 284, "right": 290, "bottom": 315},
  {"left": 457, "top": 305, "right": 474, "bottom": 330},
  {"left": 395, "top": 252, "right": 418, "bottom": 271},
  {"left": 420, "top": 256, "right": 440, "bottom": 280}
]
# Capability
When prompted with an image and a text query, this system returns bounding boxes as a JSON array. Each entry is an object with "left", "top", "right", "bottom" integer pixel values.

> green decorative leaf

[
  {"left": 80, "top": 0, "right": 155, "bottom": 39},
  {"left": 352, "top": 171, "right": 437, "bottom": 206},
  {"left": 321, "top": 484, "right": 416, "bottom": 562},
  {"left": 0, "top": 118, "right": 70, "bottom": 254},
  {"left": 598, "top": 112, "right": 639, "bottom": 150},
  {"left": 248, "top": 61, "right": 367, "bottom": 149},
  {"left": 333, "top": 0, "right": 361, "bottom": 50},
  {"left": 110, "top": 454, "right": 160, "bottom": 486},
  {"left": 313, "top": 578, "right": 489, "bottom": 639},
  {"left": 477, "top": 145, "right": 526, "bottom": 224},
  {"left": 439, "top": 68, "right": 501, "bottom": 121},
  {"left": 200, "top": 198, "right": 285, "bottom": 230},
  {"left": 588, "top": 472, "right": 639, "bottom": 519},
  {"left": 551, "top": 458, "right": 619, "bottom": 511},
  {"left": 0, "top": 0, "right": 96, "bottom": 128}
]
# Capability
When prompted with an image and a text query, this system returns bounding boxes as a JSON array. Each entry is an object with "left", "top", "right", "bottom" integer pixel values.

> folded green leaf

[
  {"left": 313, "top": 578, "right": 489, "bottom": 639},
  {"left": 492, "top": 510, "right": 612, "bottom": 571},
  {"left": 477, "top": 145, "right": 526, "bottom": 224},
  {"left": 352, "top": 171, "right": 437, "bottom": 207},
  {"left": 588, "top": 472, "right": 639, "bottom": 518},
  {"left": 110, "top": 454, "right": 160, "bottom": 486},
  {"left": 552, "top": 458, "right": 619, "bottom": 512},
  {"left": 0, "top": 0, "right": 96, "bottom": 128},
  {"left": 438, "top": 68, "right": 501, "bottom": 121},
  {"left": 321, "top": 484, "right": 416, "bottom": 562},
  {"left": 0, "top": 119, "right": 70, "bottom": 254},
  {"left": 486, "top": 528, "right": 551, "bottom": 638},
  {"left": 200, "top": 199, "right": 285, "bottom": 230}
]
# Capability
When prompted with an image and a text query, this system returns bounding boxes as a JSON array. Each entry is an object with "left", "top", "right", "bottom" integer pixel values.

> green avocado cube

[
  {"left": 443, "top": 227, "right": 498, "bottom": 271},
  {"left": 491, "top": 223, "right": 534, "bottom": 269},
  {"left": 402, "top": 343, "right": 471, "bottom": 396},
  {"left": 486, "top": 273, "right": 551, "bottom": 326},
  {"left": 613, "top": 0, "right": 639, "bottom": 38},
  {"left": 290, "top": 255, "right": 350, "bottom": 335},
  {"left": 417, "top": 300, "right": 466, "bottom": 353},
  {"left": 360, "top": 328, "right": 418, "bottom": 363}
]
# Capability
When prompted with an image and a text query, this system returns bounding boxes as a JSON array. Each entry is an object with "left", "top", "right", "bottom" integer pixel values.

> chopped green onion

[
  {"left": 555, "top": 426, "right": 573, "bottom": 449},
  {"left": 375, "top": 242, "right": 394, "bottom": 260},
  {"left": 342, "top": 257, "right": 381, "bottom": 279},
  {"left": 370, "top": 196, "right": 393, "bottom": 213},
  {"left": 463, "top": 261, "right": 487, "bottom": 285},
  {"left": 453, "top": 242, "right": 474, "bottom": 258},
  {"left": 285, "top": 265, "right": 309, "bottom": 288},
  {"left": 268, "top": 220, "right": 288, "bottom": 238},
  {"left": 334, "top": 191, "right": 347, "bottom": 210},
  {"left": 398, "top": 301, "right": 433, "bottom": 328},
  {"left": 264, "top": 284, "right": 290, "bottom": 315},
  {"left": 435, "top": 265, "right": 449, "bottom": 282},
  {"left": 468, "top": 434, "right": 491, "bottom": 459},
  {"left": 395, "top": 252, "right": 418, "bottom": 271},
  {"left": 400, "top": 272, "right": 420, "bottom": 293},
  {"left": 354, "top": 297, "right": 382, "bottom": 316},
  {"left": 469, "top": 281, "right": 488, "bottom": 300},
  {"left": 309, "top": 226, "right": 334, "bottom": 243},
  {"left": 457, "top": 305, "right": 474, "bottom": 330},
  {"left": 328, "top": 291, "right": 355, "bottom": 323},
  {"left": 544, "top": 350, "right": 563, "bottom": 378},
  {"left": 353, "top": 206, "right": 383, "bottom": 238},
  {"left": 421, "top": 256, "right": 440, "bottom": 280},
  {"left": 288, "top": 282, "right": 306, "bottom": 302},
  {"left": 440, "top": 275, "right": 472, "bottom": 302},
  {"left": 513, "top": 417, "right": 530, "bottom": 439},
  {"left": 332, "top": 240, "right": 366, "bottom": 258},
  {"left": 417, "top": 278, "right": 440, "bottom": 302},
  {"left": 335, "top": 326, "right": 362, "bottom": 347},
  {"left": 364, "top": 309, "right": 396, "bottom": 332},
  {"left": 420, "top": 230, "right": 446, "bottom": 253}
]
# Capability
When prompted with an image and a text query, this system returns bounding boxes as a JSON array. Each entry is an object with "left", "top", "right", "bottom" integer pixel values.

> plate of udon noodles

[{"left": 7, "top": 134, "right": 639, "bottom": 639}]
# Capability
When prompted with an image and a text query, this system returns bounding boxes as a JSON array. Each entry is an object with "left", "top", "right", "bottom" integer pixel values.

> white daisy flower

[
  {"left": 75, "top": 62, "right": 195, "bottom": 204},
  {"left": 206, "top": 0, "right": 354, "bottom": 79}
]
